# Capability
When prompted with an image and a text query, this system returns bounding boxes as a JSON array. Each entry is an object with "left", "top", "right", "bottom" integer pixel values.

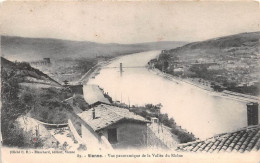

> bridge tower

[{"left": 120, "top": 63, "right": 123, "bottom": 76}]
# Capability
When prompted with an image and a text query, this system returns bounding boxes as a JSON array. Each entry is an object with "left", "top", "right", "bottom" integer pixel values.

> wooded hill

[{"left": 154, "top": 32, "right": 260, "bottom": 96}]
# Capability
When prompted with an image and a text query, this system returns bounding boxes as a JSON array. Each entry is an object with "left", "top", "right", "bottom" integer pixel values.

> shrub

[
  {"left": 171, "top": 129, "right": 195, "bottom": 143},
  {"left": 1, "top": 122, "right": 25, "bottom": 147},
  {"left": 130, "top": 103, "right": 195, "bottom": 143}
]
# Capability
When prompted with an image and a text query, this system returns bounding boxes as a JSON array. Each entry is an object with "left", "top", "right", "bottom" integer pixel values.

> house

[
  {"left": 43, "top": 58, "right": 51, "bottom": 64},
  {"left": 176, "top": 125, "right": 260, "bottom": 153},
  {"left": 176, "top": 103, "right": 260, "bottom": 153},
  {"left": 83, "top": 85, "right": 111, "bottom": 107},
  {"left": 151, "top": 117, "right": 159, "bottom": 123},
  {"left": 69, "top": 104, "right": 150, "bottom": 149}
]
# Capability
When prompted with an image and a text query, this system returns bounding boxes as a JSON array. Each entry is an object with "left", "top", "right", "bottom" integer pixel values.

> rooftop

[
  {"left": 83, "top": 84, "right": 110, "bottom": 105},
  {"left": 78, "top": 104, "right": 150, "bottom": 131},
  {"left": 176, "top": 125, "right": 260, "bottom": 153}
]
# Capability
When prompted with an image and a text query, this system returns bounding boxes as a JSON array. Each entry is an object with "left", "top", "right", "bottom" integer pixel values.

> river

[{"left": 87, "top": 51, "right": 250, "bottom": 139}]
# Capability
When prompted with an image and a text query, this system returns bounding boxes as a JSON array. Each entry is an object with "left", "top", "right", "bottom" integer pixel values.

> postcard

[{"left": 0, "top": 1, "right": 259, "bottom": 163}]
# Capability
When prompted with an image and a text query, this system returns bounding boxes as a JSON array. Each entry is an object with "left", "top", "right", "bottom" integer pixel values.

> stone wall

[{"left": 146, "top": 127, "right": 169, "bottom": 149}]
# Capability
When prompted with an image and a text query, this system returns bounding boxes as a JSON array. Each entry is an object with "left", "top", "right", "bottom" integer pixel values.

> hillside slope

[
  {"left": 1, "top": 57, "right": 73, "bottom": 147},
  {"left": 167, "top": 32, "right": 259, "bottom": 57},
  {"left": 153, "top": 32, "right": 260, "bottom": 96},
  {"left": 1, "top": 57, "right": 61, "bottom": 87},
  {"left": 1, "top": 35, "right": 186, "bottom": 61}
]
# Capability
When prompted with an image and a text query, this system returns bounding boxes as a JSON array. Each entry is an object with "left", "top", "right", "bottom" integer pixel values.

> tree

[
  {"left": 160, "top": 53, "right": 171, "bottom": 61},
  {"left": 1, "top": 67, "right": 29, "bottom": 146},
  {"left": 171, "top": 129, "right": 195, "bottom": 143}
]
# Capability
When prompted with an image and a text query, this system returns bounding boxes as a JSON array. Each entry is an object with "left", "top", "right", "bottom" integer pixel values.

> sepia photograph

[{"left": 0, "top": 1, "right": 259, "bottom": 162}]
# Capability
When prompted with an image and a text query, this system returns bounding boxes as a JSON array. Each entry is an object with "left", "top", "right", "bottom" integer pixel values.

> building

[
  {"left": 43, "top": 58, "right": 51, "bottom": 64},
  {"left": 69, "top": 104, "right": 150, "bottom": 149},
  {"left": 176, "top": 103, "right": 260, "bottom": 153},
  {"left": 176, "top": 125, "right": 260, "bottom": 153},
  {"left": 151, "top": 117, "right": 159, "bottom": 123},
  {"left": 30, "top": 58, "right": 51, "bottom": 66},
  {"left": 247, "top": 102, "right": 259, "bottom": 126}
]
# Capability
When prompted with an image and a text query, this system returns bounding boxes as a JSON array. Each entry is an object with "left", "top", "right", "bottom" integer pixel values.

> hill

[
  {"left": 167, "top": 32, "right": 259, "bottom": 56},
  {"left": 1, "top": 57, "right": 61, "bottom": 87},
  {"left": 1, "top": 57, "right": 75, "bottom": 147},
  {"left": 152, "top": 32, "right": 260, "bottom": 96},
  {"left": 1, "top": 35, "right": 186, "bottom": 62}
]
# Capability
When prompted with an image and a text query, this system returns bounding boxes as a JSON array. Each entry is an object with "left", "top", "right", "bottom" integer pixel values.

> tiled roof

[
  {"left": 78, "top": 104, "right": 150, "bottom": 131},
  {"left": 176, "top": 125, "right": 260, "bottom": 153},
  {"left": 83, "top": 85, "right": 110, "bottom": 105}
]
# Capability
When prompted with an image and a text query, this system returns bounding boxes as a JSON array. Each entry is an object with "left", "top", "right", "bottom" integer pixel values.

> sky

[{"left": 0, "top": 1, "right": 259, "bottom": 44}]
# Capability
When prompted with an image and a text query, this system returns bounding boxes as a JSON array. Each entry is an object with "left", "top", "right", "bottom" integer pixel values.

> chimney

[
  {"left": 92, "top": 108, "right": 96, "bottom": 119},
  {"left": 246, "top": 102, "right": 259, "bottom": 126}
]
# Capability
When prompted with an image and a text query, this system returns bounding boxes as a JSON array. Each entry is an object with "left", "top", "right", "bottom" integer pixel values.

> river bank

[
  {"left": 84, "top": 50, "right": 258, "bottom": 105},
  {"left": 149, "top": 68, "right": 259, "bottom": 103},
  {"left": 78, "top": 57, "right": 118, "bottom": 85},
  {"left": 85, "top": 56, "right": 259, "bottom": 104}
]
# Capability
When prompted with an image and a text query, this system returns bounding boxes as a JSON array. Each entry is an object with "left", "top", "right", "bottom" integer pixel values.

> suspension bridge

[{"left": 103, "top": 63, "right": 146, "bottom": 75}]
